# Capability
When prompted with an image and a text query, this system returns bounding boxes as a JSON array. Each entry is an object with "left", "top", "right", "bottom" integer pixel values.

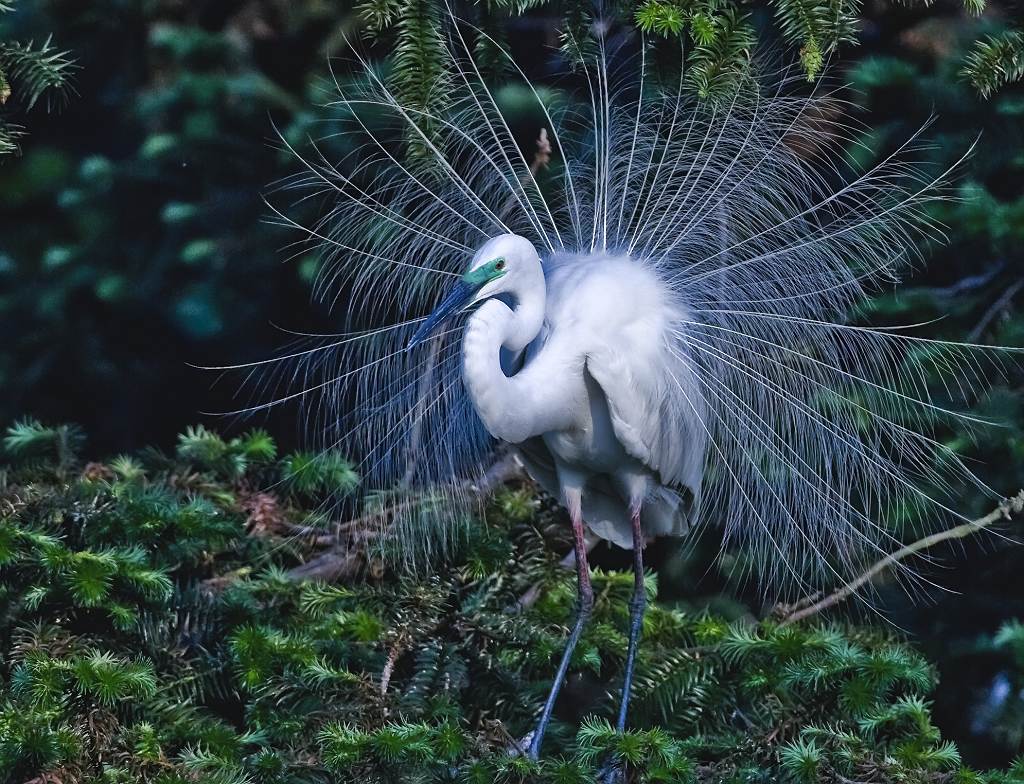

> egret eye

[{"left": 495, "top": 259, "right": 506, "bottom": 271}]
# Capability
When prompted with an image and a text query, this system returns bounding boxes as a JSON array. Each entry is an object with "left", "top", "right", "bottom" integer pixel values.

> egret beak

[{"left": 407, "top": 280, "right": 478, "bottom": 351}]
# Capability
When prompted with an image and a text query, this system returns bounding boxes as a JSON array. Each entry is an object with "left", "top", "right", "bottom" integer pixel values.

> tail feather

[{"left": 216, "top": 13, "right": 1017, "bottom": 596}]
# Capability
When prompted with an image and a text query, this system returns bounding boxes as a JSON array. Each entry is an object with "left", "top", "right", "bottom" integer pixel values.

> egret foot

[{"left": 597, "top": 760, "right": 626, "bottom": 783}]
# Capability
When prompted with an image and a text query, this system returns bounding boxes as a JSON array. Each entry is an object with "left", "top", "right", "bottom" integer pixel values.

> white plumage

[{"left": 452, "top": 239, "right": 706, "bottom": 549}]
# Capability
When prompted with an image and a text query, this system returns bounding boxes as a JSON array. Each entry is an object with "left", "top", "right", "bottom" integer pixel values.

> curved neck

[{"left": 462, "top": 272, "right": 545, "bottom": 444}]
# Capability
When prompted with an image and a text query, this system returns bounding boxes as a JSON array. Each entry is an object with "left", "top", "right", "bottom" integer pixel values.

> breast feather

[{"left": 542, "top": 254, "right": 706, "bottom": 502}]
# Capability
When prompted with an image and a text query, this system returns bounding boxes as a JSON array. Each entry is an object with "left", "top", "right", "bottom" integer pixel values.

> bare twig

[
  {"left": 286, "top": 548, "right": 363, "bottom": 583},
  {"left": 529, "top": 128, "right": 551, "bottom": 175},
  {"left": 380, "top": 634, "right": 408, "bottom": 696},
  {"left": 968, "top": 278, "right": 1024, "bottom": 341},
  {"left": 779, "top": 491, "right": 1024, "bottom": 626}
]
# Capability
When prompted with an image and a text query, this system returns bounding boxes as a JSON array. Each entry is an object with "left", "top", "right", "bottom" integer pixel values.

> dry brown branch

[
  {"left": 529, "top": 128, "right": 551, "bottom": 175},
  {"left": 779, "top": 490, "right": 1024, "bottom": 626},
  {"left": 379, "top": 634, "right": 408, "bottom": 697}
]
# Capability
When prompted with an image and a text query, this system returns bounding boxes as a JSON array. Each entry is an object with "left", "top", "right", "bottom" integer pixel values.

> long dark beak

[{"left": 407, "top": 280, "right": 477, "bottom": 351}]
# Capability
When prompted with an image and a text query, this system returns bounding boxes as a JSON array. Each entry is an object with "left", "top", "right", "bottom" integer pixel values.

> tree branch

[
  {"left": 968, "top": 278, "right": 1024, "bottom": 342},
  {"left": 779, "top": 491, "right": 1024, "bottom": 626}
]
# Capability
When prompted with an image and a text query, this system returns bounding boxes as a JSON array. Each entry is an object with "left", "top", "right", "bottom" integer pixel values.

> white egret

[
  {"left": 227, "top": 11, "right": 1012, "bottom": 774},
  {"left": 407, "top": 236, "right": 706, "bottom": 757}
]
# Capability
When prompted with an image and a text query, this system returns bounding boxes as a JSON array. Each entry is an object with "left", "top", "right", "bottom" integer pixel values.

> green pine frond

[
  {"left": 357, "top": 0, "right": 404, "bottom": 32},
  {"left": 234, "top": 429, "right": 277, "bottom": 462},
  {"left": 109, "top": 455, "right": 145, "bottom": 481},
  {"left": 280, "top": 450, "right": 359, "bottom": 497},
  {"left": 0, "top": 37, "right": 75, "bottom": 110},
  {"left": 962, "top": 29, "right": 1024, "bottom": 98},
  {"left": 772, "top": 0, "right": 860, "bottom": 79},
  {"left": 685, "top": 10, "right": 755, "bottom": 100},
  {"left": 3, "top": 419, "right": 84, "bottom": 469},
  {"left": 689, "top": 12, "right": 717, "bottom": 47},
  {"left": 0, "top": 119, "right": 24, "bottom": 155},
  {"left": 392, "top": 0, "right": 449, "bottom": 157},
  {"left": 0, "top": 422, "right": 1013, "bottom": 780},
  {"left": 560, "top": 0, "right": 595, "bottom": 66},
  {"left": 635, "top": 0, "right": 686, "bottom": 38},
  {"left": 474, "top": 7, "right": 511, "bottom": 82},
  {"left": 779, "top": 738, "right": 823, "bottom": 781},
  {"left": 995, "top": 619, "right": 1024, "bottom": 667},
  {"left": 177, "top": 424, "right": 232, "bottom": 468}
]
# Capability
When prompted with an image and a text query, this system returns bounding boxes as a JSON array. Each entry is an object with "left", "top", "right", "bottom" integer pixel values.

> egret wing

[{"left": 585, "top": 341, "right": 706, "bottom": 511}]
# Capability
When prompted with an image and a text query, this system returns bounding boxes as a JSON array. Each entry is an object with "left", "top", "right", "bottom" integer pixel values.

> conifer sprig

[
  {"left": 350, "top": 0, "right": 1024, "bottom": 156},
  {"left": 0, "top": 4, "right": 75, "bottom": 156},
  {"left": 962, "top": 29, "right": 1024, "bottom": 99}
]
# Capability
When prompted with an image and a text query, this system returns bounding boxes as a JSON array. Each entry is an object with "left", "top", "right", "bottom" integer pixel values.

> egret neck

[{"left": 462, "top": 260, "right": 546, "bottom": 445}]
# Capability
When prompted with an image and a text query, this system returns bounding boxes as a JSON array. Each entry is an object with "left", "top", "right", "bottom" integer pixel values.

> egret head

[{"left": 407, "top": 234, "right": 540, "bottom": 349}]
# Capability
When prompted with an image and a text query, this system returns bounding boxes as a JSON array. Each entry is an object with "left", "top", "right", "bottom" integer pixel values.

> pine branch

[
  {"left": 779, "top": 491, "right": 1024, "bottom": 625},
  {"left": 358, "top": 0, "right": 405, "bottom": 32},
  {"left": 560, "top": 0, "right": 595, "bottom": 65},
  {"left": 685, "top": 10, "right": 755, "bottom": 100},
  {"left": 0, "top": 422, "right": 1013, "bottom": 781},
  {"left": 0, "top": 120, "right": 24, "bottom": 155},
  {"left": 634, "top": 0, "right": 686, "bottom": 38},
  {"left": 962, "top": 28, "right": 1024, "bottom": 99},
  {"left": 0, "top": 37, "right": 76, "bottom": 111},
  {"left": 771, "top": 0, "right": 860, "bottom": 80},
  {"left": 392, "top": 0, "right": 449, "bottom": 158},
  {"left": 3, "top": 419, "right": 84, "bottom": 472}
]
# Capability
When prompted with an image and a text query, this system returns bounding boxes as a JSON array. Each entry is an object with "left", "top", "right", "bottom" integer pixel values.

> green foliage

[
  {"left": 634, "top": 1, "right": 687, "bottom": 38},
  {"left": 348, "top": 0, "right": 1024, "bottom": 120},
  {"left": 631, "top": 2, "right": 760, "bottom": 97},
  {"left": 771, "top": 0, "right": 861, "bottom": 80},
  {"left": 684, "top": 10, "right": 756, "bottom": 100},
  {"left": 3, "top": 418, "right": 83, "bottom": 472},
  {"left": 176, "top": 425, "right": 278, "bottom": 480},
  {"left": 0, "top": 37, "right": 74, "bottom": 110},
  {"left": 280, "top": 451, "right": 360, "bottom": 498},
  {"left": 0, "top": 4, "right": 357, "bottom": 449},
  {"left": 963, "top": 29, "right": 1024, "bottom": 99},
  {"left": 0, "top": 3, "right": 74, "bottom": 155},
  {"left": 1, "top": 422, "right": 1021, "bottom": 782}
]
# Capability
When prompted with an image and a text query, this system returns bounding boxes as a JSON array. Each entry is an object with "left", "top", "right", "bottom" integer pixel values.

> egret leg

[
  {"left": 616, "top": 504, "right": 646, "bottom": 732},
  {"left": 599, "top": 506, "right": 646, "bottom": 784},
  {"left": 528, "top": 489, "right": 594, "bottom": 760}
]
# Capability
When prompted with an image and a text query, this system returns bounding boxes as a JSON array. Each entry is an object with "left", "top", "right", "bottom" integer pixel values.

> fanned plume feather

[{"left": 217, "top": 13, "right": 1014, "bottom": 600}]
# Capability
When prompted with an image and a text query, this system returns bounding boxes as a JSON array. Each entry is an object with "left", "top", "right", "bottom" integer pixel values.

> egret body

[{"left": 409, "top": 233, "right": 706, "bottom": 754}]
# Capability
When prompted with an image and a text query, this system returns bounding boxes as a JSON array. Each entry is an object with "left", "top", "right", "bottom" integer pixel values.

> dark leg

[
  {"left": 617, "top": 505, "right": 647, "bottom": 732},
  {"left": 600, "top": 506, "right": 646, "bottom": 784},
  {"left": 528, "top": 490, "right": 594, "bottom": 760}
]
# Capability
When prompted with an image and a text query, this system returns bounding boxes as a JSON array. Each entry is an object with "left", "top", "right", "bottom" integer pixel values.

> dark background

[{"left": 2, "top": 0, "right": 1024, "bottom": 768}]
